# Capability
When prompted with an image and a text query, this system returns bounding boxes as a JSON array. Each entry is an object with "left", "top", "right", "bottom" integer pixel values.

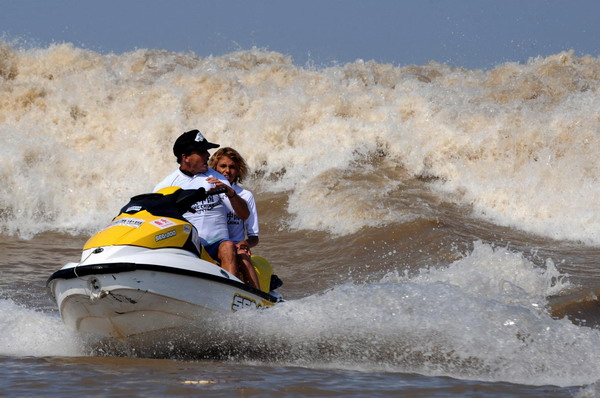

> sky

[{"left": 1, "top": 0, "right": 600, "bottom": 69}]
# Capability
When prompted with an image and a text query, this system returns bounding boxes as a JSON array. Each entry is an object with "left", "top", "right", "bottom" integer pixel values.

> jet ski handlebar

[{"left": 207, "top": 186, "right": 228, "bottom": 195}]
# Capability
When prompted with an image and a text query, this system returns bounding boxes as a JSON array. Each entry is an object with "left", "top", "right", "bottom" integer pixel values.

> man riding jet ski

[{"left": 153, "top": 129, "right": 258, "bottom": 286}]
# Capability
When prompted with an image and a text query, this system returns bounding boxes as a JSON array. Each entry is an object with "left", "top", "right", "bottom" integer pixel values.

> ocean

[{"left": 2, "top": 41, "right": 600, "bottom": 396}]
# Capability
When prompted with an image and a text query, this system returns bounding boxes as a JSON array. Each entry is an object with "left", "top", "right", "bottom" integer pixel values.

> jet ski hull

[{"left": 47, "top": 246, "right": 278, "bottom": 339}]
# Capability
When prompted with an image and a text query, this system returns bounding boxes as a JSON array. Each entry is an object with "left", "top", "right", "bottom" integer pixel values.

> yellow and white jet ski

[{"left": 47, "top": 187, "right": 282, "bottom": 339}]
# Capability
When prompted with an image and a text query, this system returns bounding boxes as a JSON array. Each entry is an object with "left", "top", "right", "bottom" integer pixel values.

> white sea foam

[
  {"left": 1, "top": 42, "right": 599, "bottom": 243},
  {"left": 229, "top": 242, "right": 600, "bottom": 386},
  {"left": 0, "top": 299, "right": 83, "bottom": 357}
]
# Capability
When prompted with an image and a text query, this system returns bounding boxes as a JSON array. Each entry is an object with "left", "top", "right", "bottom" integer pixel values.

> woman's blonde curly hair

[{"left": 208, "top": 147, "right": 249, "bottom": 183}]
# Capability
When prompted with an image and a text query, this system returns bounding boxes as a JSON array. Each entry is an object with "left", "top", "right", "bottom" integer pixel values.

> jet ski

[{"left": 47, "top": 186, "right": 283, "bottom": 340}]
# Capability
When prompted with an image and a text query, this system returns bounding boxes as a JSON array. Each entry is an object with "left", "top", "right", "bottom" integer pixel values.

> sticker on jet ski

[
  {"left": 232, "top": 293, "right": 261, "bottom": 311},
  {"left": 108, "top": 217, "right": 144, "bottom": 228},
  {"left": 150, "top": 218, "right": 177, "bottom": 229},
  {"left": 155, "top": 230, "right": 177, "bottom": 242}
]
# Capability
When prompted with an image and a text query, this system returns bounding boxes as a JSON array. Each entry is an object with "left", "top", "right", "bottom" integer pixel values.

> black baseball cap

[{"left": 172, "top": 129, "right": 220, "bottom": 157}]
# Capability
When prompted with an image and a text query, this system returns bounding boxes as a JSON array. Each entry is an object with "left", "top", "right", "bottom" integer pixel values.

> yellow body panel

[
  {"left": 84, "top": 211, "right": 193, "bottom": 250},
  {"left": 251, "top": 255, "right": 274, "bottom": 293},
  {"left": 84, "top": 210, "right": 219, "bottom": 264},
  {"left": 156, "top": 186, "right": 182, "bottom": 196}
]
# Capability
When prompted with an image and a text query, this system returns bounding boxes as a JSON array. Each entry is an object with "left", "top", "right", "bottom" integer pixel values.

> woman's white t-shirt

[{"left": 223, "top": 183, "right": 259, "bottom": 243}]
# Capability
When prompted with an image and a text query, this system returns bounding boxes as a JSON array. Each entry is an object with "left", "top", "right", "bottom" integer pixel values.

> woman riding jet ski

[{"left": 47, "top": 186, "right": 283, "bottom": 340}]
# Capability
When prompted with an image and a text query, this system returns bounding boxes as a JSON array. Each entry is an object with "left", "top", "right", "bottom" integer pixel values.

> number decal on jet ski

[
  {"left": 108, "top": 217, "right": 144, "bottom": 228},
  {"left": 232, "top": 294, "right": 260, "bottom": 311}
]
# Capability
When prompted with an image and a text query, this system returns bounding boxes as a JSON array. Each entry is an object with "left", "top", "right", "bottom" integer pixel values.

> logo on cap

[{"left": 195, "top": 132, "right": 206, "bottom": 142}]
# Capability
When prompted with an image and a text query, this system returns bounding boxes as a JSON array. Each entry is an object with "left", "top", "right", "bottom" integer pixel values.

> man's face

[{"left": 181, "top": 150, "right": 210, "bottom": 175}]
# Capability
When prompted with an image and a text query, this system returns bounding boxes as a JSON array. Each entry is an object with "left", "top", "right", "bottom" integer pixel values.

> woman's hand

[
  {"left": 236, "top": 241, "right": 252, "bottom": 256},
  {"left": 206, "top": 176, "right": 236, "bottom": 198}
]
